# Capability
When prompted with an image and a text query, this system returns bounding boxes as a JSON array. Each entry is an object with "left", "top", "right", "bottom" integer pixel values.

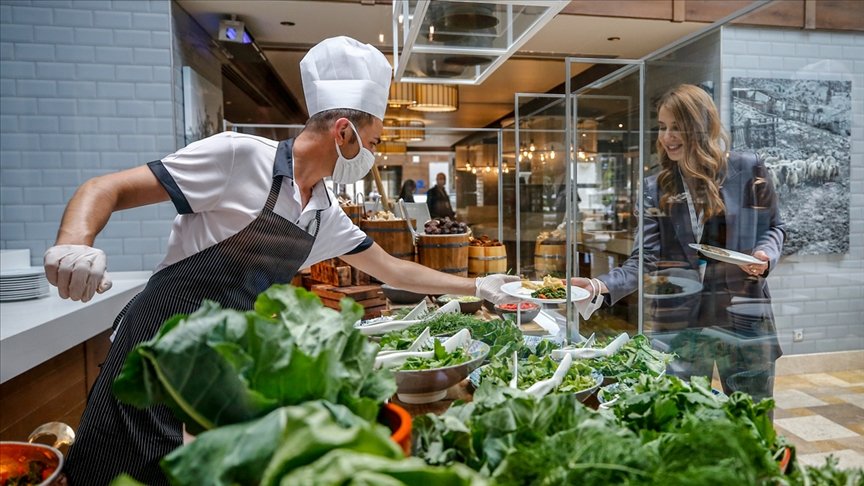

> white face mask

[{"left": 332, "top": 121, "right": 375, "bottom": 184}]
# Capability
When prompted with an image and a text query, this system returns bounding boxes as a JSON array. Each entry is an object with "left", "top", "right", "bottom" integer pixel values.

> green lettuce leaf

[
  {"left": 160, "top": 401, "right": 401, "bottom": 486},
  {"left": 275, "top": 449, "right": 487, "bottom": 486},
  {"left": 113, "top": 285, "right": 395, "bottom": 434}
]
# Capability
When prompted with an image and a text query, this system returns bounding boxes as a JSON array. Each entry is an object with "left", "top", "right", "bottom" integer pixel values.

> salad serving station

[{"left": 5, "top": 276, "right": 840, "bottom": 486}]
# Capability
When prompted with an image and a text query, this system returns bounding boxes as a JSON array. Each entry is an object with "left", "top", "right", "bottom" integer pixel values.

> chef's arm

[
  {"left": 340, "top": 243, "right": 476, "bottom": 296},
  {"left": 55, "top": 166, "right": 169, "bottom": 245}
]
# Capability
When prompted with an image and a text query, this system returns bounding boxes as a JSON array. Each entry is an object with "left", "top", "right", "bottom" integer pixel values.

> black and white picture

[
  {"left": 731, "top": 77, "right": 851, "bottom": 255},
  {"left": 182, "top": 66, "right": 223, "bottom": 145}
]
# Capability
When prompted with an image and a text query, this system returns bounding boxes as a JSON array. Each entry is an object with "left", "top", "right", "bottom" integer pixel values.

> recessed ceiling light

[
  {"left": 607, "top": 36, "right": 620, "bottom": 41},
  {"left": 280, "top": 21, "right": 295, "bottom": 26}
]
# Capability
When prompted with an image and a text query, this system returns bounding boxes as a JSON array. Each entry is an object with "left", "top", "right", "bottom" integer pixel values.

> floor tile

[
  {"left": 808, "top": 404, "right": 864, "bottom": 435},
  {"left": 830, "top": 370, "right": 864, "bottom": 384},
  {"left": 803, "top": 373, "right": 856, "bottom": 388},
  {"left": 837, "top": 393, "right": 864, "bottom": 409},
  {"left": 774, "top": 416, "right": 858, "bottom": 442},
  {"left": 775, "top": 408, "right": 816, "bottom": 419},
  {"left": 798, "top": 449, "right": 864, "bottom": 470},
  {"left": 774, "top": 389, "right": 828, "bottom": 409}
]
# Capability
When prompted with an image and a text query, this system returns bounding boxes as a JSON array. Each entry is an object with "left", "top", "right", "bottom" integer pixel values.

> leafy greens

[{"left": 113, "top": 285, "right": 395, "bottom": 434}]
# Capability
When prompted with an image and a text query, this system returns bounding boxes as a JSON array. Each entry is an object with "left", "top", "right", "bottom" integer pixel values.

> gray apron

[{"left": 65, "top": 140, "right": 319, "bottom": 485}]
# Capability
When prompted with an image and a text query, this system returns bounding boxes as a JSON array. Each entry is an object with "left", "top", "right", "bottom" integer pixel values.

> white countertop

[{"left": 0, "top": 271, "right": 151, "bottom": 383}]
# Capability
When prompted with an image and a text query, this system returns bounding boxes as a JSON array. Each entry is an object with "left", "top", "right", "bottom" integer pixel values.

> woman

[
  {"left": 574, "top": 84, "right": 785, "bottom": 400},
  {"left": 399, "top": 178, "right": 416, "bottom": 202}
]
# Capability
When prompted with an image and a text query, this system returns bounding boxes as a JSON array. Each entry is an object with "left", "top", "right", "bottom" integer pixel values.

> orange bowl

[{"left": 378, "top": 402, "right": 412, "bottom": 456}]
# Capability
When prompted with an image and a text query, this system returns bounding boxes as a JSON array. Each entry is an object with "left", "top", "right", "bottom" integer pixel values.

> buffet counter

[{"left": 0, "top": 271, "right": 150, "bottom": 383}]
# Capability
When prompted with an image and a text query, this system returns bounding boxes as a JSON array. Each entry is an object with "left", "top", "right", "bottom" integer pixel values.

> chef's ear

[{"left": 333, "top": 118, "right": 355, "bottom": 144}]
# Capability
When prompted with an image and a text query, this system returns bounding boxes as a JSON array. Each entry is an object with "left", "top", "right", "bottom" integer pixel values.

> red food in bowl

[{"left": 498, "top": 302, "right": 539, "bottom": 312}]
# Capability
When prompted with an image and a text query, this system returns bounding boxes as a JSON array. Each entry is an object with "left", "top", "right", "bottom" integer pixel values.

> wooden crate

[{"left": 310, "top": 259, "right": 353, "bottom": 287}]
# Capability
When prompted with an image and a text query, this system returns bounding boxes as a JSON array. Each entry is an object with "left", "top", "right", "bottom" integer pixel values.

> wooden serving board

[{"left": 312, "top": 284, "right": 382, "bottom": 302}]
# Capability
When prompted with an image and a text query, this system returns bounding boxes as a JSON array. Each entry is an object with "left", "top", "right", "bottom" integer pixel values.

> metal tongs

[
  {"left": 357, "top": 300, "right": 460, "bottom": 335},
  {"left": 551, "top": 332, "right": 630, "bottom": 360},
  {"left": 525, "top": 353, "right": 574, "bottom": 398},
  {"left": 374, "top": 328, "right": 472, "bottom": 369}
]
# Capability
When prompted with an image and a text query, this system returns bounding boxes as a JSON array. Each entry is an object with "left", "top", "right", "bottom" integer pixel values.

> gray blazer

[{"left": 598, "top": 152, "right": 786, "bottom": 328}]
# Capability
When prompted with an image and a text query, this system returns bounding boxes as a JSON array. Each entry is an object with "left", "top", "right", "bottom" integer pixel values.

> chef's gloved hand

[
  {"left": 44, "top": 244, "right": 113, "bottom": 302},
  {"left": 475, "top": 274, "right": 521, "bottom": 305}
]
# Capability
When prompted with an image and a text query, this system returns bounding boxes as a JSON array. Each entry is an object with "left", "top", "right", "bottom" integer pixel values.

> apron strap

[{"left": 265, "top": 175, "right": 283, "bottom": 212}]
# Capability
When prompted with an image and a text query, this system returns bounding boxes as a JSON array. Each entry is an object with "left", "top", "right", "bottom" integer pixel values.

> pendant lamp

[{"left": 408, "top": 84, "right": 459, "bottom": 112}]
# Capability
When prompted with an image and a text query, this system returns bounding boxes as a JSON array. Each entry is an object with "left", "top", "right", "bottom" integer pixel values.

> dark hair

[
  {"left": 399, "top": 179, "right": 416, "bottom": 199},
  {"left": 303, "top": 108, "right": 376, "bottom": 136}
]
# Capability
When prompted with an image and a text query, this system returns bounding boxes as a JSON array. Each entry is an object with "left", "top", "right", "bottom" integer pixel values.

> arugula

[
  {"left": 380, "top": 314, "right": 523, "bottom": 359},
  {"left": 113, "top": 285, "right": 395, "bottom": 434},
  {"left": 481, "top": 354, "right": 596, "bottom": 393},
  {"left": 588, "top": 334, "right": 675, "bottom": 382},
  {"left": 400, "top": 340, "right": 470, "bottom": 371}
]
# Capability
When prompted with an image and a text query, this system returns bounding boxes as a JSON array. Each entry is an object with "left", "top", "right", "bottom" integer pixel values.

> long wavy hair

[{"left": 656, "top": 84, "right": 730, "bottom": 221}]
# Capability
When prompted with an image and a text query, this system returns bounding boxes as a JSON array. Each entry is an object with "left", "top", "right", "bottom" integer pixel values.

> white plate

[
  {"left": 688, "top": 244, "right": 762, "bottom": 265},
  {"left": 0, "top": 267, "right": 45, "bottom": 277},
  {"left": 500, "top": 281, "right": 591, "bottom": 304},
  {"left": 643, "top": 276, "right": 702, "bottom": 299}
]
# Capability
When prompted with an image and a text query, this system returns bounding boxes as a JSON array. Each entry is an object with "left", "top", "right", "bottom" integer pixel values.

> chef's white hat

[{"left": 300, "top": 36, "right": 392, "bottom": 121}]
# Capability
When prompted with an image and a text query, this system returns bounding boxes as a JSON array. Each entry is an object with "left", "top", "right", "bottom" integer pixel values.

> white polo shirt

[{"left": 147, "top": 131, "right": 371, "bottom": 272}]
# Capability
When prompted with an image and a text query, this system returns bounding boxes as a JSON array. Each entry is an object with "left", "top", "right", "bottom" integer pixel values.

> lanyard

[{"left": 681, "top": 180, "right": 704, "bottom": 244}]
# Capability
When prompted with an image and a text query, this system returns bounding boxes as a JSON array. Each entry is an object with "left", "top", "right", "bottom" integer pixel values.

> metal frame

[{"left": 393, "top": 0, "right": 566, "bottom": 84}]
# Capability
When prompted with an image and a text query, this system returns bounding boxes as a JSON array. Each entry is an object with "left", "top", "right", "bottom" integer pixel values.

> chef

[{"left": 43, "top": 36, "right": 516, "bottom": 485}]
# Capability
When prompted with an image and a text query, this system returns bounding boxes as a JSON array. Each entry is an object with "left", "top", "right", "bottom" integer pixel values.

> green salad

[
  {"left": 481, "top": 354, "right": 597, "bottom": 393},
  {"left": 400, "top": 340, "right": 471, "bottom": 371}
]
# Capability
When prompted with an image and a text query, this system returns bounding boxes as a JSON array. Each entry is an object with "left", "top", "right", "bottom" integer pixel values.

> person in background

[
  {"left": 399, "top": 178, "right": 416, "bottom": 202},
  {"left": 572, "top": 84, "right": 785, "bottom": 401},
  {"left": 426, "top": 172, "right": 455, "bottom": 218},
  {"left": 43, "top": 36, "right": 517, "bottom": 485}
]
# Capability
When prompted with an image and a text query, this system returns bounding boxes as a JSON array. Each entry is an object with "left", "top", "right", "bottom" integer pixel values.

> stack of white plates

[{"left": 0, "top": 267, "right": 49, "bottom": 302}]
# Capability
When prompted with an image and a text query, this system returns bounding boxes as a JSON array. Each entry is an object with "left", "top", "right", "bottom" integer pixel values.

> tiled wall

[
  {"left": 0, "top": 0, "right": 177, "bottom": 270},
  {"left": 721, "top": 26, "right": 864, "bottom": 354}
]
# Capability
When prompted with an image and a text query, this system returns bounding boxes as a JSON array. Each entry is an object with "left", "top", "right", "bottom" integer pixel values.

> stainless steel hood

[{"left": 393, "top": 0, "right": 566, "bottom": 85}]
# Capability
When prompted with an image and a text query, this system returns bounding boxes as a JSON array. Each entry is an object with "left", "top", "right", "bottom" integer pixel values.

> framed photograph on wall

[
  {"left": 182, "top": 66, "right": 223, "bottom": 145},
  {"left": 731, "top": 77, "right": 851, "bottom": 255}
]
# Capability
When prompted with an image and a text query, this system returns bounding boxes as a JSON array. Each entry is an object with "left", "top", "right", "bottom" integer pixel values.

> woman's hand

[{"left": 740, "top": 250, "right": 770, "bottom": 277}]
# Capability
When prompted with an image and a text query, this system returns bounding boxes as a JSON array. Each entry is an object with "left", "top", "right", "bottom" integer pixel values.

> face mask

[{"left": 332, "top": 121, "right": 375, "bottom": 184}]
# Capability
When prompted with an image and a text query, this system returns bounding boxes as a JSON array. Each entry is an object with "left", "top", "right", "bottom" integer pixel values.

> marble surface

[{"left": 0, "top": 271, "right": 150, "bottom": 383}]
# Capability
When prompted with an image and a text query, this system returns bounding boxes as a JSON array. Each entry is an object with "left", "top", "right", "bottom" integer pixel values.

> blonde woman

[{"left": 574, "top": 84, "right": 786, "bottom": 400}]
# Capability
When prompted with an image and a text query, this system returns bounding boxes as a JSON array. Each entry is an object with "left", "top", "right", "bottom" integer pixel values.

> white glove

[
  {"left": 475, "top": 274, "right": 520, "bottom": 305},
  {"left": 44, "top": 244, "right": 113, "bottom": 302},
  {"left": 575, "top": 278, "right": 604, "bottom": 320}
]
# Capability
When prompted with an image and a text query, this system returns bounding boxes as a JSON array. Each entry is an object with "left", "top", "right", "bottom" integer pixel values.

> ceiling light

[
  {"left": 618, "top": 123, "right": 624, "bottom": 128},
  {"left": 408, "top": 84, "right": 458, "bottom": 112},
  {"left": 388, "top": 82, "right": 416, "bottom": 108},
  {"left": 394, "top": 119, "right": 425, "bottom": 142},
  {"left": 379, "top": 33, "right": 385, "bottom": 43}
]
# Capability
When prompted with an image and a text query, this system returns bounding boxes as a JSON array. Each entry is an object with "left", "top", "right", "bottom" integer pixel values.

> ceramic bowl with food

[
  {"left": 494, "top": 302, "right": 541, "bottom": 323},
  {"left": 381, "top": 284, "right": 427, "bottom": 305},
  {"left": 436, "top": 294, "right": 482, "bottom": 314},
  {"left": 394, "top": 340, "right": 490, "bottom": 404}
]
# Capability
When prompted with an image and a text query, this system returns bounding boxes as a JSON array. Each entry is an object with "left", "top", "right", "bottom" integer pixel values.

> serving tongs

[
  {"left": 509, "top": 350, "right": 519, "bottom": 389},
  {"left": 377, "top": 327, "right": 431, "bottom": 357},
  {"left": 374, "top": 328, "right": 472, "bottom": 369},
  {"left": 551, "top": 332, "right": 630, "bottom": 360},
  {"left": 358, "top": 300, "right": 460, "bottom": 335},
  {"left": 525, "top": 353, "right": 573, "bottom": 398}
]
